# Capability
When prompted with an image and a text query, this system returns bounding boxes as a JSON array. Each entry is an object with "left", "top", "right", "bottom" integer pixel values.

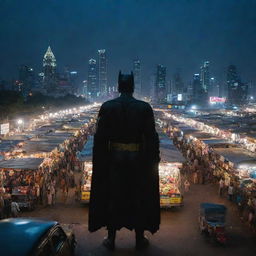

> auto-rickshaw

[{"left": 199, "top": 203, "right": 227, "bottom": 244}]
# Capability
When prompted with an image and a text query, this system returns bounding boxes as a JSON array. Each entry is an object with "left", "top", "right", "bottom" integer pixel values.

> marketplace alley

[{"left": 21, "top": 174, "right": 256, "bottom": 256}]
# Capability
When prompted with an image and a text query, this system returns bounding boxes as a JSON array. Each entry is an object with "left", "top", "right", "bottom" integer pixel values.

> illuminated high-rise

[
  {"left": 133, "top": 59, "right": 141, "bottom": 98},
  {"left": 19, "top": 65, "right": 35, "bottom": 96},
  {"left": 192, "top": 73, "right": 201, "bottom": 100},
  {"left": 172, "top": 71, "right": 184, "bottom": 95},
  {"left": 43, "top": 46, "right": 57, "bottom": 93},
  {"left": 227, "top": 65, "right": 247, "bottom": 105},
  {"left": 200, "top": 61, "right": 210, "bottom": 92},
  {"left": 192, "top": 73, "right": 208, "bottom": 104},
  {"left": 98, "top": 49, "right": 107, "bottom": 96},
  {"left": 154, "top": 64, "right": 166, "bottom": 103},
  {"left": 88, "top": 58, "right": 98, "bottom": 99}
]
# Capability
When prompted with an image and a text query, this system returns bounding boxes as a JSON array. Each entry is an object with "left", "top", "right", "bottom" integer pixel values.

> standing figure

[
  {"left": 228, "top": 183, "right": 234, "bottom": 201},
  {"left": 0, "top": 195, "right": 4, "bottom": 219},
  {"left": 184, "top": 180, "right": 190, "bottom": 192},
  {"left": 3, "top": 195, "right": 11, "bottom": 218},
  {"left": 89, "top": 71, "right": 160, "bottom": 250},
  {"left": 193, "top": 171, "right": 198, "bottom": 184},
  {"left": 11, "top": 201, "right": 20, "bottom": 217},
  {"left": 47, "top": 189, "right": 52, "bottom": 206},
  {"left": 50, "top": 183, "right": 56, "bottom": 205},
  {"left": 219, "top": 178, "right": 225, "bottom": 196}
]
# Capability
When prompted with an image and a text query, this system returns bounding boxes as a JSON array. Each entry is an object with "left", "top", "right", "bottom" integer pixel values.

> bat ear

[{"left": 118, "top": 70, "right": 122, "bottom": 83}]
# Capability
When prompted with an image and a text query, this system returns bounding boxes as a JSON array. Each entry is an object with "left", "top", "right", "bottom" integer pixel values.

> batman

[{"left": 88, "top": 71, "right": 160, "bottom": 250}]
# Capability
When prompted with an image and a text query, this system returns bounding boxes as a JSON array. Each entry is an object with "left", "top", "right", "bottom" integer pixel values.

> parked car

[
  {"left": 11, "top": 193, "right": 36, "bottom": 211},
  {"left": 0, "top": 218, "right": 76, "bottom": 256}
]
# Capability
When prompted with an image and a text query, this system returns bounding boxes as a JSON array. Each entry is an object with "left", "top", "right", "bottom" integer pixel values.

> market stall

[
  {"left": 78, "top": 132, "right": 185, "bottom": 208},
  {"left": 0, "top": 158, "right": 46, "bottom": 209},
  {"left": 77, "top": 136, "right": 93, "bottom": 203},
  {"left": 158, "top": 132, "right": 185, "bottom": 207}
]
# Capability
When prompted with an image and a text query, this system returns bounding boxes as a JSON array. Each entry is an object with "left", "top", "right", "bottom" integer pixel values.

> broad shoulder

[
  {"left": 134, "top": 99, "right": 152, "bottom": 109},
  {"left": 100, "top": 97, "right": 152, "bottom": 112},
  {"left": 100, "top": 98, "right": 119, "bottom": 110}
]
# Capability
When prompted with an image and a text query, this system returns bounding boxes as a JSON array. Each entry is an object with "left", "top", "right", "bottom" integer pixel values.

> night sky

[{"left": 0, "top": 0, "right": 256, "bottom": 87}]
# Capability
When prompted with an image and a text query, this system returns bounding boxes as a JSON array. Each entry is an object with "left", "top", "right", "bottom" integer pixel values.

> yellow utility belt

[{"left": 110, "top": 142, "right": 140, "bottom": 152}]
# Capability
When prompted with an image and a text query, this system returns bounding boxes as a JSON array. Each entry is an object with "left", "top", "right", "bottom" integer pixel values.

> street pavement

[{"left": 21, "top": 181, "right": 256, "bottom": 256}]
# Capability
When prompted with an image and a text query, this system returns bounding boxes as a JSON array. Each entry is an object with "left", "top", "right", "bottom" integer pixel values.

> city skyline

[
  {"left": 1, "top": 43, "right": 251, "bottom": 104},
  {"left": 0, "top": 0, "right": 256, "bottom": 87}
]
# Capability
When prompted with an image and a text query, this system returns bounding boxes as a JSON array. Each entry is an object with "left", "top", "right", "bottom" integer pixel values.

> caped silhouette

[{"left": 89, "top": 71, "right": 160, "bottom": 250}]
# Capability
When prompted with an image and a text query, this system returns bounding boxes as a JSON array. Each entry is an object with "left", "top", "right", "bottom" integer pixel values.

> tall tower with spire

[
  {"left": 43, "top": 46, "right": 56, "bottom": 68},
  {"left": 43, "top": 46, "right": 57, "bottom": 93}
]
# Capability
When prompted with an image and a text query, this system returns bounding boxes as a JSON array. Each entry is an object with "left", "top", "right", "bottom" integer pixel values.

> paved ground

[{"left": 21, "top": 181, "right": 256, "bottom": 256}]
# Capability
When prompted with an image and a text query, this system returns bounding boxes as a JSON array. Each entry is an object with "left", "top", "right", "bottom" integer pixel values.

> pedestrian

[
  {"left": 50, "top": 184, "right": 55, "bottom": 205},
  {"left": 47, "top": 189, "right": 52, "bottom": 206},
  {"left": 193, "top": 171, "right": 198, "bottom": 184},
  {"left": 228, "top": 183, "right": 234, "bottom": 201},
  {"left": 236, "top": 193, "right": 245, "bottom": 219},
  {"left": 248, "top": 209, "right": 254, "bottom": 229},
  {"left": 0, "top": 195, "right": 4, "bottom": 219},
  {"left": 184, "top": 180, "right": 190, "bottom": 192},
  {"left": 74, "top": 185, "right": 80, "bottom": 202},
  {"left": 3, "top": 195, "right": 11, "bottom": 218},
  {"left": 252, "top": 197, "right": 256, "bottom": 211},
  {"left": 60, "top": 178, "right": 66, "bottom": 194},
  {"left": 35, "top": 183, "right": 40, "bottom": 205},
  {"left": 11, "top": 201, "right": 20, "bottom": 217},
  {"left": 219, "top": 178, "right": 225, "bottom": 196},
  {"left": 89, "top": 71, "right": 160, "bottom": 250}
]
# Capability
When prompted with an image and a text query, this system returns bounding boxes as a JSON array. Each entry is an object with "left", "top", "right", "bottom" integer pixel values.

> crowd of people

[
  {"left": 162, "top": 119, "right": 256, "bottom": 232},
  {"left": 0, "top": 122, "right": 95, "bottom": 218}
]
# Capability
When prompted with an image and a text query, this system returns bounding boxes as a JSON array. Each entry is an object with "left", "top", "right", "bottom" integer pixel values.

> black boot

[
  {"left": 103, "top": 228, "right": 116, "bottom": 251},
  {"left": 135, "top": 229, "right": 149, "bottom": 250}
]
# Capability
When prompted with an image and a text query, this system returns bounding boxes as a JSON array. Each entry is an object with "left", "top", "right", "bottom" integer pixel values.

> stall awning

[
  {"left": 21, "top": 141, "right": 59, "bottom": 153},
  {"left": 0, "top": 158, "right": 44, "bottom": 170},
  {"left": 159, "top": 132, "right": 185, "bottom": 163},
  {"left": 175, "top": 126, "right": 199, "bottom": 135},
  {"left": 0, "top": 140, "right": 22, "bottom": 153},
  {"left": 213, "top": 147, "right": 256, "bottom": 167},
  {"left": 77, "top": 136, "right": 93, "bottom": 162},
  {"left": 62, "top": 122, "right": 84, "bottom": 130},
  {"left": 188, "top": 131, "right": 215, "bottom": 139},
  {"left": 202, "top": 138, "right": 230, "bottom": 145}
]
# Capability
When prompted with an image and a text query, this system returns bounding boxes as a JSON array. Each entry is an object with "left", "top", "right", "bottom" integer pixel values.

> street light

[
  {"left": 17, "top": 119, "right": 24, "bottom": 132},
  {"left": 17, "top": 119, "right": 23, "bottom": 125}
]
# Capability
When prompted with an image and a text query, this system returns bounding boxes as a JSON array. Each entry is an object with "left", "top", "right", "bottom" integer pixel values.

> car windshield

[
  {"left": 12, "top": 195, "right": 28, "bottom": 201},
  {"left": 206, "top": 214, "right": 225, "bottom": 223}
]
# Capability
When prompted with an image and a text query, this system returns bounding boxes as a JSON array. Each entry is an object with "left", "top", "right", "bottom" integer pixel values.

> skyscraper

[
  {"left": 19, "top": 65, "right": 35, "bottom": 96},
  {"left": 98, "top": 49, "right": 107, "bottom": 96},
  {"left": 172, "top": 71, "right": 184, "bottom": 95},
  {"left": 88, "top": 59, "right": 98, "bottom": 99},
  {"left": 208, "top": 77, "right": 219, "bottom": 97},
  {"left": 192, "top": 73, "right": 201, "bottom": 101},
  {"left": 43, "top": 46, "right": 57, "bottom": 93},
  {"left": 227, "top": 65, "right": 247, "bottom": 105},
  {"left": 191, "top": 73, "right": 208, "bottom": 105},
  {"left": 133, "top": 59, "right": 141, "bottom": 98},
  {"left": 200, "top": 61, "right": 210, "bottom": 92},
  {"left": 155, "top": 64, "right": 166, "bottom": 103}
]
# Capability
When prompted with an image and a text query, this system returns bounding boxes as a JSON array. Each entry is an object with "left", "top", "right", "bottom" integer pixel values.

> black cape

[{"left": 88, "top": 94, "right": 160, "bottom": 234}]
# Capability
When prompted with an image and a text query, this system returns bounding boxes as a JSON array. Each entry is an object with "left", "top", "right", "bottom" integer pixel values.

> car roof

[
  {"left": 200, "top": 203, "right": 227, "bottom": 214},
  {"left": 0, "top": 218, "right": 58, "bottom": 256}
]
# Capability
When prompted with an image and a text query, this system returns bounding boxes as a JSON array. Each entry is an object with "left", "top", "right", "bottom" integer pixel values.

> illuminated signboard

[
  {"left": 177, "top": 94, "right": 182, "bottom": 101},
  {"left": 209, "top": 97, "right": 226, "bottom": 103},
  {"left": 0, "top": 123, "right": 9, "bottom": 135}
]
